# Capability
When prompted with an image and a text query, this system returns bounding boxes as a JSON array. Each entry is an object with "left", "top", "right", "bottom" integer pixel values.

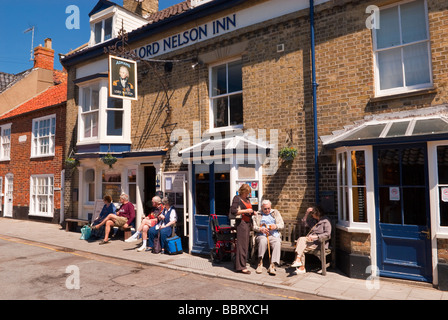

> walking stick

[{"left": 262, "top": 224, "right": 272, "bottom": 265}]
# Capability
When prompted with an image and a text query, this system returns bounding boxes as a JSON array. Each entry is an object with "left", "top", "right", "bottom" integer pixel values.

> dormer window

[
  {"left": 94, "top": 17, "right": 113, "bottom": 44},
  {"left": 191, "top": 0, "right": 214, "bottom": 7}
]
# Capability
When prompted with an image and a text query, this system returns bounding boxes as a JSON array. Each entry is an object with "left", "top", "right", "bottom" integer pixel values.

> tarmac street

[
  {"left": 0, "top": 218, "right": 447, "bottom": 301},
  {"left": 0, "top": 237, "right": 326, "bottom": 300}
]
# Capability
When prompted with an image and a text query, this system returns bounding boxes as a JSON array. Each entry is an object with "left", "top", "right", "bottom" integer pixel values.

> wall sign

[
  {"left": 136, "top": 14, "right": 237, "bottom": 60},
  {"left": 109, "top": 55, "right": 138, "bottom": 100}
]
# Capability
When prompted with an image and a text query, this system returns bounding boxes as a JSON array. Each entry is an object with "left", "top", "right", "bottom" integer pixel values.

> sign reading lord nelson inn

[
  {"left": 135, "top": 14, "right": 237, "bottom": 60},
  {"left": 109, "top": 55, "right": 138, "bottom": 100}
]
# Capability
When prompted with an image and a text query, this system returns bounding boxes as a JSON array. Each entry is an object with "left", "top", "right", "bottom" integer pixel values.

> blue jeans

[{"left": 148, "top": 226, "right": 172, "bottom": 250}]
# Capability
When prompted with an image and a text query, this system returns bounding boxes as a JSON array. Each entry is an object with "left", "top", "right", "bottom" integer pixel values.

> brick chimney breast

[
  {"left": 123, "top": 0, "right": 158, "bottom": 16},
  {"left": 34, "top": 38, "right": 54, "bottom": 70}
]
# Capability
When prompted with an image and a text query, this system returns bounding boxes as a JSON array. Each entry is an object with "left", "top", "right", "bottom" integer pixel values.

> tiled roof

[
  {"left": 0, "top": 72, "right": 16, "bottom": 93},
  {"left": 0, "top": 69, "right": 32, "bottom": 93},
  {"left": 145, "top": 0, "right": 192, "bottom": 23},
  {"left": 0, "top": 80, "right": 67, "bottom": 120}
]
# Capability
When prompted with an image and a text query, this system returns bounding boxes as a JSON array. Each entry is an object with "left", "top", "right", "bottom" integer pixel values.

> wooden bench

[
  {"left": 280, "top": 216, "right": 337, "bottom": 276},
  {"left": 65, "top": 218, "right": 90, "bottom": 232}
]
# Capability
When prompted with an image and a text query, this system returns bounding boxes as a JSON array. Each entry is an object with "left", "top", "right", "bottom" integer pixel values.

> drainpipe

[{"left": 310, "top": 0, "right": 320, "bottom": 204}]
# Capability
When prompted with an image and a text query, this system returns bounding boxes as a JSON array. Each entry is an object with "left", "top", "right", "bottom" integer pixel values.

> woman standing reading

[{"left": 230, "top": 184, "right": 254, "bottom": 274}]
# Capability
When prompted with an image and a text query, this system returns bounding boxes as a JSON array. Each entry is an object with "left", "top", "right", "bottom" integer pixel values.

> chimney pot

[
  {"left": 44, "top": 38, "right": 52, "bottom": 50},
  {"left": 123, "top": 0, "right": 158, "bottom": 16},
  {"left": 34, "top": 38, "right": 55, "bottom": 70}
]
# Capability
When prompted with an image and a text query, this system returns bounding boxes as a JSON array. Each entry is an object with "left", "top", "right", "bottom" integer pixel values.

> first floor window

[
  {"left": 107, "top": 97, "right": 123, "bottom": 136},
  {"left": 80, "top": 85, "right": 99, "bottom": 140},
  {"left": 374, "top": 0, "right": 432, "bottom": 95},
  {"left": 32, "top": 115, "right": 56, "bottom": 157},
  {"left": 0, "top": 124, "right": 11, "bottom": 160},
  {"left": 210, "top": 59, "right": 243, "bottom": 129},
  {"left": 30, "top": 175, "right": 54, "bottom": 217}
]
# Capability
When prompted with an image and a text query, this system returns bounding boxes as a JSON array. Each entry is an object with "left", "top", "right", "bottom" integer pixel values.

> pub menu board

[
  {"left": 164, "top": 172, "right": 187, "bottom": 208},
  {"left": 236, "top": 180, "right": 259, "bottom": 211}
]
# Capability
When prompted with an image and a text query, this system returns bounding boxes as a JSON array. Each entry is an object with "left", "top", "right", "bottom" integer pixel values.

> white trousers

[
  {"left": 295, "top": 236, "right": 318, "bottom": 265},
  {"left": 256, "top": 235, "right": 281, "bottom": 265}
]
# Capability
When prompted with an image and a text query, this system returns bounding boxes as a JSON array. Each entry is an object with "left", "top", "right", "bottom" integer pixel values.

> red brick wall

[{"left": 0, "top": 104, "right": 66, "bottom": 222}]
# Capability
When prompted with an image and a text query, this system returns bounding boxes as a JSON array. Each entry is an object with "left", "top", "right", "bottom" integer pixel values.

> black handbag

[{"left": 152, "top": 231, "right": 162, "bottom": 254}]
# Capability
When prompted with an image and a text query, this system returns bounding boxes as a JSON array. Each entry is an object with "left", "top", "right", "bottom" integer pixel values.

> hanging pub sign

[{"left": 109, "top": 55, "right": 138, "bottom": 100}]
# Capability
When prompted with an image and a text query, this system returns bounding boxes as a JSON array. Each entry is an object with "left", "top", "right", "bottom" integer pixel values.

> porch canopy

[
  {"left": 321, "top": 105, "right": 448, "bottom": 148},
  {"left": 178, "top": 132, "right": 272, "bottom": 162}
]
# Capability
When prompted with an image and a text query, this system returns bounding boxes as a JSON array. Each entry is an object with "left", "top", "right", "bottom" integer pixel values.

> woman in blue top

[
  {"left": 145, "top": 197, "right": 177, "bottom": 253},
  {"left": 91, "top": 195, "right": 116, "bottom": 239}
]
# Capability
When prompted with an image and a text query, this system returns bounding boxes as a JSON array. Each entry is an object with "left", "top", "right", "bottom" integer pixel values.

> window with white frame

[
  {"left": 85, "top": 169, "right": 95, "bottom": 203},
  {"left": 30, "top": 175, "right": 54, "bottom": 217},
  {"left": 127, "top": 168, "right": 136, "bottom": 204},
  {"left": 0, "top": 124, "right": 11, "bottom": 160},
  {"left": 337, "top": 149, "right": 368, "bottom": 225},
  {"left": 106, "top": 97, "right": 123, "bottom": 136},
  {"left": 32, "top": 115, "right": 55, "bottom": 157},
  {"left": 210, "top": 59, "right": 243, "bottom": 129},
  {"left": 373, "top": 0, "right": 432, "bottom": 96},
  {"left": 80, "top": 85, "right": 99, "bottom": 140},
  {"left": 94, "top": 17, "right": 113, "bottom": 44},
  {"left": 102, "top": 170, "right": 121, "bottom": 203},
  {"left": 436, "top": 145, "right": 448, "bottom": 227}
]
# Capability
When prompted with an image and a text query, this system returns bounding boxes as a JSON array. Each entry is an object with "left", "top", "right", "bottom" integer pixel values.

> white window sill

[
  {"left": 28, "top": 212, "right": 54, "bottom": 218},
  {"left": 336, "top": 223, "right": 371, "bottom": 234}
]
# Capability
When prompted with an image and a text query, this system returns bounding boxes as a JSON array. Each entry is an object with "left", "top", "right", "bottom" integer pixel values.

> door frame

[
  {"left": 4, "top": 173, "right": 13, "bottom": 218},
  {"left": 374, "top": 143, "right": 432, "bottom": 282}
]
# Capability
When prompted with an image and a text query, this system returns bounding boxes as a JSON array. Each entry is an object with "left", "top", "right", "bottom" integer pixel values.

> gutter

[
  {"left": 60, "top": 0, "right": 249, "bottom": 67},
  {"left": 310, "top": 0, "right": 320, "bottom": 204}
]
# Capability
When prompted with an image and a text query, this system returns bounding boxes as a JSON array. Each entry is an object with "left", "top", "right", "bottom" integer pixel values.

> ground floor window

[
  {"left": 337, "top": 148, "right": 369, "bottom": 225},
  {"left": 30, "top": 175, "right": 54, "bottom": 217},
  {"left": 102, "top": 170, "right": 121, "bottom": 203},
  {"left": 436, "top": 145, "right": 448, "bottom": 227}
]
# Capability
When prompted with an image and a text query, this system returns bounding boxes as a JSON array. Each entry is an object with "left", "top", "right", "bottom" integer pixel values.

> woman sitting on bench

[
  {"left": 91, "top": 195, "right": 116, "bottom": 240},
  {"left": 291, "top": 205, "right": 331, "bottom": 274},
  {"left": 92, "top": 193, "right": 135, "bottom": 245}
]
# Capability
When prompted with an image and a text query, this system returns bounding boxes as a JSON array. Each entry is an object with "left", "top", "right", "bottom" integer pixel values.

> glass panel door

[{"left": 375, "top": 144, "right": 432, "bottom": 282}]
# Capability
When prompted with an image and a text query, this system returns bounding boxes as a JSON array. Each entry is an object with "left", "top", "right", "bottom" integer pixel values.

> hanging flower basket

[
  {"left": 101, "top": 154, "right": 118, "bottom": 168},
  {"left": 279, "top": 146, "right": 298, "bottom": 162},
  {"left": 65, "top": 157, "right": 80, "bottom": 168}
]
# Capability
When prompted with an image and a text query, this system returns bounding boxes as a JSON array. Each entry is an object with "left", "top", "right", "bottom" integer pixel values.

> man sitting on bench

[
  {"left": 252, "top": 200, "right": 284, "bottom": 275},
  {"left": 92, "top": 193, "right": 135, "bottom": 245}
]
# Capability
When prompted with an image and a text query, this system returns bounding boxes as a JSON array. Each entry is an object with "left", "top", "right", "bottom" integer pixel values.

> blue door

[
  {"left": 191, "top": 164, "right": 230, "bottom": 254},
  {"left": 374, "top": 144, "right": 432, "bottom": 282}
]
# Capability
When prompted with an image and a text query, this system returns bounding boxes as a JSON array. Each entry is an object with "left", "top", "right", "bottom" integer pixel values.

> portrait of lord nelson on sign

[{"left": 109, "top": 55, "right": 138, "bottom": 100}]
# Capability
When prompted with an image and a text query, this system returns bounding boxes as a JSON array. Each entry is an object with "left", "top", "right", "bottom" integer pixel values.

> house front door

[
  {"left": 4, "top": 174, "right": 13, "bottom": 218},
  {"left": 374, "top": 144, "right": 432, "bottom": 282}
]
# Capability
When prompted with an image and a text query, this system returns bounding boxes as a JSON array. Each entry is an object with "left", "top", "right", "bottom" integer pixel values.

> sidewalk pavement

[{"left": 1, "top": 218, "right": 447, "bottom": 300}]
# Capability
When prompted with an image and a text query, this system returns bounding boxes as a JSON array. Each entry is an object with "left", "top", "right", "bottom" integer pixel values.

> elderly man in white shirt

[{"left": 252, "top": 200, "right": 284, "bottom": 275}]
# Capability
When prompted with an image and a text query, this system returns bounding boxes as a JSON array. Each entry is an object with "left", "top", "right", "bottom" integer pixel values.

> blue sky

[{"left": 0, "top": 0, "right": 183, "bottom": 74}]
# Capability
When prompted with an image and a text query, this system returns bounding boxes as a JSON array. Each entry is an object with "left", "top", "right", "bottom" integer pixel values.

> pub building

[{"left": 61, "top": 0, "right": 448, "bottom": 290}]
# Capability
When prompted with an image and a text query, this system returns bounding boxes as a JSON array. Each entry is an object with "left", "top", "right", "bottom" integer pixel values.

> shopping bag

[{"left": 80, "top": 225, "right": 91, "bottom": 240}]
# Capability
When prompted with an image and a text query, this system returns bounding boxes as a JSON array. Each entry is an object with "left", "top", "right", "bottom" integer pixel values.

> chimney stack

[
  {"left": 34, "top": 38, "right": 54, "bottom": 70},
  {"left": 123, "top": 0, "right": 158, "bottom": 16}
]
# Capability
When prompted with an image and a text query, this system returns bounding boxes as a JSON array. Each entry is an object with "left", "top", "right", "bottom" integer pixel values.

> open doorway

[{"left": 144, "top": 166, "right": 156, "bottom": 214}]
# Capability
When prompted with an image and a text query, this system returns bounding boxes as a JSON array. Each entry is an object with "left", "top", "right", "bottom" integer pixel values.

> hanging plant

[
  {"left": 65, "top": 157, "right": 80, "bottom": 168},
  {"left": 279, "top": 146, "right": 298, "bottom": 162},
  {"left": 101, "top": 153, "right": 118, "bottom": 168}
]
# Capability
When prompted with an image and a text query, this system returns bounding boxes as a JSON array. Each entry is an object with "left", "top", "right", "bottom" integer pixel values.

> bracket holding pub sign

[{"left": 109, "top": 55, "right": 138, "bottom": 100}]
